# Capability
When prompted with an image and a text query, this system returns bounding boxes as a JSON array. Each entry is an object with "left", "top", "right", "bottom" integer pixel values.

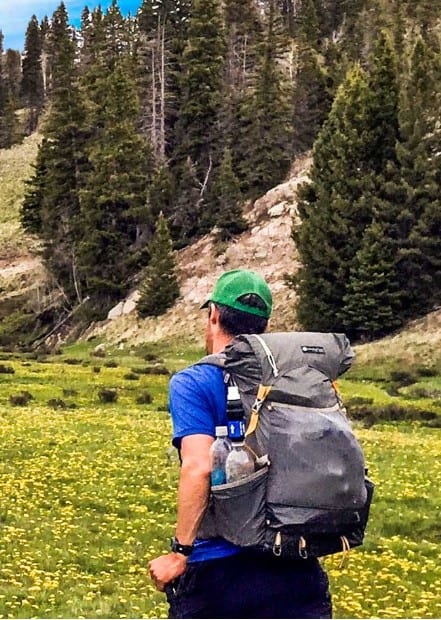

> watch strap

[{"left": 171, "top": 536, "right": 194, "bottom": 557}]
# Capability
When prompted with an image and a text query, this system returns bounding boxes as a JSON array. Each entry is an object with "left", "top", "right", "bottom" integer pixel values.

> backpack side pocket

[{"left": 198, "top": 466, "right": 268, "bottom": 547}]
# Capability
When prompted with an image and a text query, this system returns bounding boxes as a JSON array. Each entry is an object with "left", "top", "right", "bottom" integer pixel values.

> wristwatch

[{"left": 170, "top": 536, "right": 194, "bottom": 557}]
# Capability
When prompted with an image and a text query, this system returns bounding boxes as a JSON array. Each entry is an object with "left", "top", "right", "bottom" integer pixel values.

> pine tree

[
  {"left": 342, "top": 219, "right": 402, "bottom": 340},
  {"left": 173, "top": 0, "right": 225, "bottom": 178},
  {"left": 147, "top": 164, "right": 177, "bottom": 228},
  {"left": 103, "top": 0, "right": 127, "bottom": 67},
  {"left": 277, "top": 0, "right": 296, "bottom": 35},
  {"left": 221, "top": 0, "right": 262, "bottom": 161},
  {"left": 170, "top": 157, "right": 202, "bottom": 247},
  {"left": 394, "top": 36, "right": 441, "bottom": 319},
  {"left": 292, "top": 43, "right": 332, "bottom": 155},
  {"left": 210, "top": 147, "right": 247, "bottom": 241},
  {"left": 78, "top": 60, "right": 152, "bottom": 306},
  {"left": 21, "top": 3, "right": 89, "bottom": 303},
  {"left": 79, "top": 5, "right": 106, "bottom": 71},
  {"left": 295, "top": 0, "right": 320, "bottom": 49},
  {"left": 0, "top": 41, "right": 20, "bottom": 148},
  {"left": 4, "top": 50, "right": 22, "bottom": 107},
  {"left": 137, "top": 212, "right": 179, "bottom": 317},
  {"left": 0, "top": 90, "right": 18, "bottom": 148},
  {"left": 364, "top": 30, "right": 399, "bottom": 174},
  {"left": 21, "top": 139, "right": 49, "bottom": 233},
  {"left": 21, "top": 15, "right": 44, "bottom": 133},
  {"left": 291, "top": 31, "right": 400, "bottom": 332},
  {"left": 236, "top": 0, "right": 293, "bottom": 198},
  {"left": 223, "top": 0, "right": 262, "bottom": 94},
  {"left": 78, "top": 6, "right": 107, "bottom": 110}
]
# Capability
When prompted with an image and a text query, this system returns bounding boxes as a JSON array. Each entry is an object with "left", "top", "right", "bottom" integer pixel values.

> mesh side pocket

[{"left": 198, "top": 466, "right": 268, "bottom": 547}]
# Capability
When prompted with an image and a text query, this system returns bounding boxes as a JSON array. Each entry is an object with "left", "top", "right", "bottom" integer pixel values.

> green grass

[{"left": 0, "top": 344, "right": 440, "bottom": 618}]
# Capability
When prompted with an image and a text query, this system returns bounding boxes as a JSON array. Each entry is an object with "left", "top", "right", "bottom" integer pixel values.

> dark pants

[{"left": 165, "top": 551, "right": 332, "bottom": 619}]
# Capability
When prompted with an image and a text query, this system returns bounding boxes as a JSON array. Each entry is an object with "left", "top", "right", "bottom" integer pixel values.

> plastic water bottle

[
  {"left": 225, "top": 384, "right": 246, "bottom": 441},
  {"left": 210, "top": 426, "right": 232, "bottom": 486},
  {"left": 224, "top": 384, "right": 255, "bottom": 483},
  {"left": 225, "top": 440, "right": 255, "bottom": 483}
]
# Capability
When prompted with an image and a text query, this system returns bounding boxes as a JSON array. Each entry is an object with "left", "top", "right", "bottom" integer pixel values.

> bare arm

[{"left": 149, "top": 434, "right": 213, "bottom": 591}]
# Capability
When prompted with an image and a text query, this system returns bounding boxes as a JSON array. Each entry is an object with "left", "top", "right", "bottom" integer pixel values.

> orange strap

[{"left": 245, "top": 385, "right": 272, "bottom": 437}]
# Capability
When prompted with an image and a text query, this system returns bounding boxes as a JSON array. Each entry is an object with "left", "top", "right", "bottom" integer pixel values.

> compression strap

[{"left": 245, "top": 384, "right": 272, "bottom": 437}]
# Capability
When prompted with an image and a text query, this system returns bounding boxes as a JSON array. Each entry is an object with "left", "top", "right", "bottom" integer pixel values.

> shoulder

[
  {"left": 169, "top": 363, "right": 227, "bottom": 447},
  {"left": 170, "top": 363, "right": 225, "bottom": 392},
  {"left": 169, "top": 363, "right": 226, "bottom": 415}
]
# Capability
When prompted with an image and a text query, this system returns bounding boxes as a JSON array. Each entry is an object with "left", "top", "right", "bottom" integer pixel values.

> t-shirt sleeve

[{"left": 169, "top": 365, "right": 225, "bottom": 448}]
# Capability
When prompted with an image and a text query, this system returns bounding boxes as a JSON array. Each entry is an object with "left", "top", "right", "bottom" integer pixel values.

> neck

[{"left": 211, "top": 332, "right": 233, "bottom": 354}]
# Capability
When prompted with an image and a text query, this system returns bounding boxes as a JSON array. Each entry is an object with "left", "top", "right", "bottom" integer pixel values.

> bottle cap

[
  {"left": 227, "top": 385, "right": 240, "bottom": 400},
  {"left": 215, "top": 425, "right": 228, "bottom": 436}
]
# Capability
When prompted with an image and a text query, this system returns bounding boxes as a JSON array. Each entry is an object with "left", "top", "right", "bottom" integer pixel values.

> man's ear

[{"left": 208, "top": 303, "right": 220, "bottom": 325}]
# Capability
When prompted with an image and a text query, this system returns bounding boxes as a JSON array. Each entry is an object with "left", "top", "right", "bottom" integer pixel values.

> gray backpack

[{"left": 198, "top": 331, "right": 374, "bottom": 559}]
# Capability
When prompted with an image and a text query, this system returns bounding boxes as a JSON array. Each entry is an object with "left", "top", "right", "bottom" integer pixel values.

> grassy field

[{"left": 0, "top": 340, "right": 440, "bottom": 618}]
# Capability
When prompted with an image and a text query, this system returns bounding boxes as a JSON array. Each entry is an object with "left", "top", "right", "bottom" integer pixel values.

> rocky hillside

[{"left": 87, "top": 154, "right": 312, "bottom": 348}]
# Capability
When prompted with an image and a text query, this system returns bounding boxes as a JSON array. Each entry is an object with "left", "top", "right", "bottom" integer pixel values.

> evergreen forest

[{"left": 0, "top": 0, "right": 440, "bottom": 340}]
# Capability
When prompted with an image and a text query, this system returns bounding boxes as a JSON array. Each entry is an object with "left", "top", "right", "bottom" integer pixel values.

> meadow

[{"left": 0, "top": 339, "right": 440, "bottom": 618}]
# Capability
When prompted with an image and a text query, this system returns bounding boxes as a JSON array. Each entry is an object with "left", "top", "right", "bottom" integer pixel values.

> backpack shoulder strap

[{"left": 195, "top": 352, "right": 226, "bottom": 368}]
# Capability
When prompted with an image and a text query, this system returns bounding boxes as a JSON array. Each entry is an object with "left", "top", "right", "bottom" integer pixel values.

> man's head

[{"left": 201, "top": 270, "right": 272, "bottom": 353}]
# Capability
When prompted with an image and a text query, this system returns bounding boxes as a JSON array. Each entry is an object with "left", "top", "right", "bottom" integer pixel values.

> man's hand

[
  {"left": 149, "top": 435, "right": 212, "bottom": 592},
  {"left": 149, "top": 552, "right": 188, "bottom": 592}
]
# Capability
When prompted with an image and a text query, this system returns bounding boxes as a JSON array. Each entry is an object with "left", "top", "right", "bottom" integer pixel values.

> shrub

[
  {"left": 103, "top": 360, "right": 118, "bottom": 368},
  {"left": 9, "top": 391, "right": 34, "bottom": 406},
  {"left": 346, "top": 401, "right": 439, "bottom": 426},
  {"left": 389, "top": 370, "right": 417, "bottom": 387},
  {"left": 385, "top": 384, "right": 401, "bottom": 397},
  {"left": 64, "top": 358, "right": 83, "bottom": 365},
  {"left": 424, "top": 417, "right": 441, "bottom": 428},
  {"left": 407, "top": 386, "right": 441, "bottom": 400},
  {"left": 98, "top": 388, "right": 118, "bottom": 403},
  {"left": 0, "top": 364, "right": 15, "bottom": 374},
  {"left": 130, "top": 366, "right": 165, "bottom": 375},
  {"left": 47, "top": 398, "right": 68, "bottom": 409},
  {"left": 92, "top": 345, "right": 106, "bottom": 358},
  {"left": 139, "top": 365, "right": 170, "bottom": 376},
  {"left": 92, "top": 366, "right": 101, "bottom": 374},
  {"left": 136, "top": 392, "right": 153, "bottom": 405},
  {"left": 416, "top": 365, "right": 439, "bottom": 378},
  {"left": 63, "top": 388, "right": 79, "bottom": 397},
  {"left": 143, "top": 353, "right": 161, "bottom": 363},
  {"left": 345, "top": 396, "right": 374, "bottom": 407},
  {"left": 124, "top": 372, "right": 140, "bottom": 381}
]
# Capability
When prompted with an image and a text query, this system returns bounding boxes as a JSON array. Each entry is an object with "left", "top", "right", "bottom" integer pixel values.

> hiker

[{"left": 149, "top": 269, "right": 332, "bottom": 619}]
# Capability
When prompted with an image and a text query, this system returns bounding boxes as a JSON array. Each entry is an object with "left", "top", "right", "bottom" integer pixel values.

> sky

[{"left": 0, "top": 0, "right": 140, "bottom": 51}]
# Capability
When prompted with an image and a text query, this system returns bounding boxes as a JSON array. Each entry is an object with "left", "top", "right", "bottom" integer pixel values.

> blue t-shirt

[{"left": 169, "top": 363, "right": 240, "bottom": 563}]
